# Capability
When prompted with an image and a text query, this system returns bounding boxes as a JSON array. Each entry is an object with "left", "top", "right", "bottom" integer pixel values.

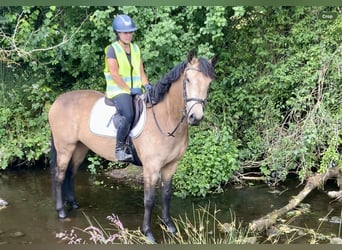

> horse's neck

[
  {"left": 165, "top": 77, "right": 185, "bottom": 119},
  {"left": 155, "top": 77, "right": 187, "bottom": 137},
  {"left": 151, "top": 76, "right": 188, "bottom": 138}
]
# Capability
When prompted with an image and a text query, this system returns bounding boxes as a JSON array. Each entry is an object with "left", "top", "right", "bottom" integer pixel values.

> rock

[
  {"left": 218, "top": 222, "right": 235, "bottom": 233},
  {"left": 10, "top": 231, "right": 25, "bottom": 238},
  {"left": 105, "top": 165, "right": 144, "bottom": 184},
  {"left": 245, "top": 237, "right": 257, "bottom": 244},
  {"left": 330, "top": 237, "right": 342, "bottom": 244},
  {"left": 266, "top": 226, "right": 278, "bottom": 237},
  {"left": 329, "top": 216, "right": 341, "bottom": 224},
  {"left": 327, "top": 190, "right": 342, "bottom": 199},
  {"left": 0, "top": 198, "right": 8, "bottom": 208},
  {"left": 268, "top": 189, "right": 281, "bottom": 194}
]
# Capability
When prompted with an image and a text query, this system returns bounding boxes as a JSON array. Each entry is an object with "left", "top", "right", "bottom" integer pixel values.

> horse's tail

[{"left": 50, "top": 133, "right": 57, "bottom": 200}]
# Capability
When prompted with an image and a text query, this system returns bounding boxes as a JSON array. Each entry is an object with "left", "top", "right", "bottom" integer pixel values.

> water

[{"left": 0, "top": 166, "right": 341, "bottom": 244}]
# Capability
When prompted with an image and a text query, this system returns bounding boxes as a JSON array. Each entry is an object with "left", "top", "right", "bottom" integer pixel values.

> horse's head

[{"left": 183, "top": 50, "right": 218, "bottom": 125}]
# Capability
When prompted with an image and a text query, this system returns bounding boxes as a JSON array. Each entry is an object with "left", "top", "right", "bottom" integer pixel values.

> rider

[{"left": 104, "top": 14, "right": 152, "bottom": 162}]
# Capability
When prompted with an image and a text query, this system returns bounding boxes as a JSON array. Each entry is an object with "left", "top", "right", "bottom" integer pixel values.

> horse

[{"left": 48, "top": 50, "right": 217, "bottom": 242}]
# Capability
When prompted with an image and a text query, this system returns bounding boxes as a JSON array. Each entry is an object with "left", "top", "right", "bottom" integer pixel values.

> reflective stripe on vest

[{"left": 104, "top": 41, "right": 142, "bottom": 98}]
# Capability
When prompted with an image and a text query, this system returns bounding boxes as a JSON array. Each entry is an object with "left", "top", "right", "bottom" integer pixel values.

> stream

[{"left": 0, "top": 166, "right": 341, "bottom": 244}]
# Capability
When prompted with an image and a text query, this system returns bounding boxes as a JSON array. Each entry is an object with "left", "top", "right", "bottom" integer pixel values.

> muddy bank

[{"left": 105, "top": 165, "right": 143, "bottom": 184}]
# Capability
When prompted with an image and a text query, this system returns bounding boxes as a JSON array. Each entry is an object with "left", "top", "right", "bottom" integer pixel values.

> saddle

[
  {"left": 89, "top": 95, "right": 146, "bottom": 138},
  {"left": 89, "top": 95, "right": 147, "bottom": 166}
]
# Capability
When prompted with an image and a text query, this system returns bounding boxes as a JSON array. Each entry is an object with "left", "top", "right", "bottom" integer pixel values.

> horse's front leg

[
  {"left": 160, "top": 164, "right": 177, "bottom": 234},
  {"left": 161, "top": 178, "right": 177, "bottom": 234},
  {"left": 142, "top": 182, "right": 156, "bottom": 243},
  {"left": 142, "top": 169, "right": 160, "bottom": 243}
]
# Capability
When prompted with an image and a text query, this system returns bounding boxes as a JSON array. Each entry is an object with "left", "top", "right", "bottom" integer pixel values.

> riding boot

[{"left": 115, "top": 117, "right": 133, "bottom": 162}]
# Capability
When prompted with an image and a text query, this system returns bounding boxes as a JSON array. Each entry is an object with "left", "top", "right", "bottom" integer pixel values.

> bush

[
  {"left": 174, "top": 124, "right": 239, "bottom": 198},
  {"left": 0, "top": 78, "right": 52, "bottom": 169}
]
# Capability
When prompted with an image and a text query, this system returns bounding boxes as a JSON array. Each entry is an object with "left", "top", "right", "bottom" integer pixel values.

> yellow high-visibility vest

[{"left": 104, "top": 41, "right": 142, "bottom": 98}]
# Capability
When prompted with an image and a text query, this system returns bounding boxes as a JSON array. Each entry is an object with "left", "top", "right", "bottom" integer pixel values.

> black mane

[{"left": 150, "top": 57, "right": 215, "bottom": 104}]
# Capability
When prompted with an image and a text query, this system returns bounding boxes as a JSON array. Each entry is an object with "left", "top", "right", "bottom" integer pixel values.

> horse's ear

[
  {"left": 187, "top": 49, "right": 196, "bottom": 63},
  {"left": 210, "top": 54, "right": 219, "bottom": 67}
]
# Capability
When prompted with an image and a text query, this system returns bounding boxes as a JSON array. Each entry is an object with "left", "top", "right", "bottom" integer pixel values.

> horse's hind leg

[
  {"left": 63, "top": 142, "right": 89, "bottom": 210},
  {"left": 54, "top": 152, "right": 73, "bottom": 219},
  {"left": 50, "top": 136, "right": 71, "bottom": 218},
  {"left": 53, "top": 142, "right": 88, "bottom": 219},
  {"left": 62, "top": 162, "right": 79, "bottom": 209}
]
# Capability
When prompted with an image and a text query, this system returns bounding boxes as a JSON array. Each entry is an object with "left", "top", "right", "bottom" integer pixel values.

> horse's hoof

[
  {"left": 66, "top": 201, "right": 80, "bottom": 210},
  {"left": 71, "top": 202, "right": 80, "bottom": 210},
  {"left": 145, "top": 232, "right": 156, "bottom": 244},
  {"left": 162, "top": 218, "right": 177, "bottom": 234},
  {"left": 142, "top": 229, "right": 156, "bottom": 244},
  {"left": 57, "top": 209, "right": 67, "bottom": 219}
]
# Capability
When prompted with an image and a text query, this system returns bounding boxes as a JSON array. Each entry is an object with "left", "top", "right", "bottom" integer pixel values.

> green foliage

[
  {"left": 0, "top": 6, "right": 341, "bottom": 198},
  {"left": 174, "top": 124, "right": 239, "bottom": 198},
  {"left": 0, "top": 74, "right": 52, "bottom": 169},
  {"left": 87, "top": 155, "right": 103, "bottom": 176},
  {"left": 216, "top": 6, "right": 342, "bottom": 184},
  {"left": 124, "top": 6, "right": 227, "bottom": 80},
  {"left": 86, "top": 153, "right": 125, "bottom": 175}
]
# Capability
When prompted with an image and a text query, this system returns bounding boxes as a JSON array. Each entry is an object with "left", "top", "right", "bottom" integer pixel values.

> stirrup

[{"left": 115, "top": 148, "right": 133, "bottom": 162}]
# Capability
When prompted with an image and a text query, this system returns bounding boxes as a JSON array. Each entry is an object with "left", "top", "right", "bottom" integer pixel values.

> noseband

[{"left": 151, "top": 66, "right": 208, "bottom": 137}]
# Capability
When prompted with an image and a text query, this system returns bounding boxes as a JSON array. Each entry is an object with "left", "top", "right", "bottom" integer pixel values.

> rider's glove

[
  {"left": 130, "top": 88, "right": 143, "bottom": 96},
  {"left": 144, "top": 83, "right": 152, "bottom": 92}
]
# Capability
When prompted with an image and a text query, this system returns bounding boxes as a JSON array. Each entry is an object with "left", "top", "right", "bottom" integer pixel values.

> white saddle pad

[{"left": 89, "top": 97, "right": 146, "bottom": 138}]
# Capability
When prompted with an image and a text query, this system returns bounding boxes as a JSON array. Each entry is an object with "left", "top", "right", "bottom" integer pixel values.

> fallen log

[{"left": 249, "top": 167, "right": 340, "bottom": 232}]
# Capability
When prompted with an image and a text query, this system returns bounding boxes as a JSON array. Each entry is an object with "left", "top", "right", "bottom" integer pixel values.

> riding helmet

[{"left": 112, "top": 14, "right": 138, "bottom": 32}]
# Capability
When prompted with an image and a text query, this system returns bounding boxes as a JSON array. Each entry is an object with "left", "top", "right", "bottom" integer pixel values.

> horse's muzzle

[
  {"left": 188, "top": 113, "right": 204, "bottom": 125},
  {"left": 186, "top": 98, "right": 206, "bottom": 126}
]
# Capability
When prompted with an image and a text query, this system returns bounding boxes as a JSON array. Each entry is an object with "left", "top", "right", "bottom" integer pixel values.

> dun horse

[{"left": 48, "top": 51, "right": 217, "bottom": 242}]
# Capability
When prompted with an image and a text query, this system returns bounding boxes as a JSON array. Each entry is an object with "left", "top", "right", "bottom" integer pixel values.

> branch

[
  {"left": 0, "top": 10, "right": 90, "bottom": 63},
  {"left": 249, "top": 167, "right": 340, "bottom": 232}
]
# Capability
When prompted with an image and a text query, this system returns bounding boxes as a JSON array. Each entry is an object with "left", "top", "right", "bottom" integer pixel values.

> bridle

[
  {"left": 183, "top": 67, "right": 207, "bottom": 115},
  {"left": 150, "top": 67, "right": 208, "bottom": 137}
]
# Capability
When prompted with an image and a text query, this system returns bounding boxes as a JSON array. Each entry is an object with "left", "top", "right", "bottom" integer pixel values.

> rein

[{"left": 149, "top": 67, "right": 207, "bottom": 137}]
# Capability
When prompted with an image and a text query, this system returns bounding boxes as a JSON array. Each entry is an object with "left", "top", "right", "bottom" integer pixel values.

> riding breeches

[
  {"left": 110, "top": 94, "right": 134, "bottom": 145},
  {"left": 111, "top": 93, "right": 134, "bottom": 124}
]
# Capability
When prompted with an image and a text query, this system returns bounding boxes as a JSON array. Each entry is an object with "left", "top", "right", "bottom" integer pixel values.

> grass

[
  {"left": 56, "top": 212, "right": 151, "bottom": 244},
  {"left": 56, "top": 204, "right": 342, "bottom": 244},
  {"left": 56, "top": 204, "right": 257, "bottom": 244},
  {"left": 160, "top": 204, "right": 257, "bottom": 244}
]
